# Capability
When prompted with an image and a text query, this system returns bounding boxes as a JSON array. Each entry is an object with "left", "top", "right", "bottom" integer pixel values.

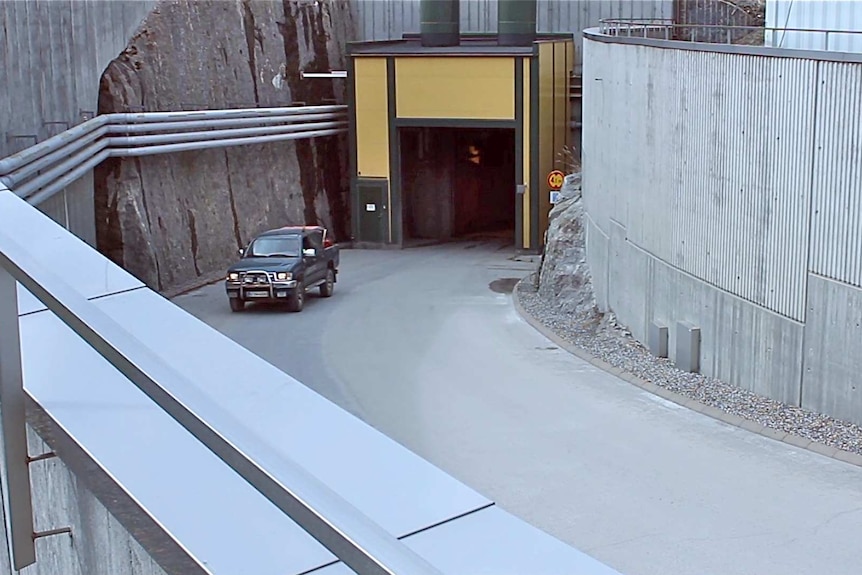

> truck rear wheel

[{"left": 319, "top": 269, "right": 335, "bottom": 297}]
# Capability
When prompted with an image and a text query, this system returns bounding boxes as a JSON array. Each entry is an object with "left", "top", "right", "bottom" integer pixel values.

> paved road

[{"left": 174, "top": 239, "right": 862, "bottom": 575}]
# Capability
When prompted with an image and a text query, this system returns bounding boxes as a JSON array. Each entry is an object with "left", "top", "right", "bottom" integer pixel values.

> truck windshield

[{"left": 247, "top": 235, "right": 301, "bottom": 257}]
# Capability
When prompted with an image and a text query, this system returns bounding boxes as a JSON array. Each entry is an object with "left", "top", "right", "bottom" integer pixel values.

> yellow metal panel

[
  {"left": 538, "top": 42, "right": 554, "bottom": 239},
  {"left": 522, "top": 58, "right": 531, "bottom": 250},
  {"left": 355, "top": 57, "right": 389, "bottom": 178},
  {"left": 395, "top": 57, "right": 515, "bottom": 120},
  {"left": 554, "top": 40, "right": 568, "bottom": 171}
]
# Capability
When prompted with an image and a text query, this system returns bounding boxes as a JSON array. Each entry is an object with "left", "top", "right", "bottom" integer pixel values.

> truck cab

[{"left": 224, "top": 225, "right": 339, "bottom": 312}]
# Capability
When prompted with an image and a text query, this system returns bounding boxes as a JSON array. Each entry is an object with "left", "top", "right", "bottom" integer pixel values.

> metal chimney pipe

[
  {"left": 498, "top": 0, "right": 537, "bottom": 46},
  {"left": 420, "top": 0, "right": 460, "bottom": 47}
]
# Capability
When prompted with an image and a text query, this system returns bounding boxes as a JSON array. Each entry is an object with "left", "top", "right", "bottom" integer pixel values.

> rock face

[
  {"left": 94, "top": 0, "right": 355, "bottom": 293},
  {"left": 537, "top": 173, "right": 597, "bottom": 319}
]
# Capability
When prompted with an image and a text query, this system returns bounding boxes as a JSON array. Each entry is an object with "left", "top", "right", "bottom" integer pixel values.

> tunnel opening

[{"left": 400, "top": 127, "right": 516, "bottom": 244}]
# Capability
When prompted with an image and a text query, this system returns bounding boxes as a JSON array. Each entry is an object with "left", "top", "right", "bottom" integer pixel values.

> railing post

[
  {"left": 825, "top": 30, "right": 830, "bottom": 51},
  {"left": 0, "top": 267, "right": 36, "bottom": 570}
]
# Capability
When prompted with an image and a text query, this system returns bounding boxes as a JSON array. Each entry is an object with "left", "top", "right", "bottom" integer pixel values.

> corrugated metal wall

[
  {"left": 583, "top": 39, "right": 816, "bottom": 321},
  {"left": 353, "top": 0, "right": 674, "bottom": 60},
  {"left": 765, "top": 0, "right": 862, "bottom": 53},
  {"left": 810, "top": 61, "right": 862, "bottom": 288}
]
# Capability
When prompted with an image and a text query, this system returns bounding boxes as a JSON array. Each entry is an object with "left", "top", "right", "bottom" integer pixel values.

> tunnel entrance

[{"left": 400, "top": 127, "right": 516, "bottom": 243}]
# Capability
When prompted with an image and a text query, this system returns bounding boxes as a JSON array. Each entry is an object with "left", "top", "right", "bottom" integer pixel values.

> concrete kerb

[{"left": 510, "top": 277, "right": 862, "bottom": 470}]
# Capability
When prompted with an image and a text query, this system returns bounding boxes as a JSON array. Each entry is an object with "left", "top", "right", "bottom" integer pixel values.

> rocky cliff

[
  {"left": 536, "top": 173, "right": 596, "bottom": 318},
  {"left": 94, "top": 0, "right": 355, "bottom": 293}
]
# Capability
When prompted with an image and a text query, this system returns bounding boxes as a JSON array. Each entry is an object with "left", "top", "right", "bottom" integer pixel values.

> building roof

[
  {"left": 347, "top": 33, "right": 573, "bottom": 57},
  {"left": 258, "top": 225, "right": 325, "bottom": 237}
]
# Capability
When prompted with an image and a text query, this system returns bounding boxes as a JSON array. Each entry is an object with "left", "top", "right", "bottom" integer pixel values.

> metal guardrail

[
  {"left": 0, "top": 190, "right": 441, "bottom": 575},
  {"left": 0, "top": 104, "right": 348, "bottom": 206},
  {"left": 598, "top": 18, "right": 862, "bottom": 50}
]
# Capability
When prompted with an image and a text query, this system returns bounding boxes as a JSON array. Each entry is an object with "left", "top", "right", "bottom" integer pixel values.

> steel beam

[{"left": 0, "top": 267, "right": 36, "bottom": 570}]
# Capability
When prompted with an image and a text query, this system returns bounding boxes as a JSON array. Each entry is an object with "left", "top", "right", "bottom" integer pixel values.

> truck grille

[{"left": 242, "top": 272, "right": 271, "bottom": 285}]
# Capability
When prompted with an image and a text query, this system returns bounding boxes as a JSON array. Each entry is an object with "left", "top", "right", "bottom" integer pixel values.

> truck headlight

[
  {"left": 276, "top": 272, "right": 292, "bottom": 280},
  {"left": 228, "top": 272, "right": 239, "bottom": 281}
]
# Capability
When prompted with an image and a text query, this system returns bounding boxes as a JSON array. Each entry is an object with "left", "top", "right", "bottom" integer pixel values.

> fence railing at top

[
  {"left": 0, "top": 104, "right": 348, "bottom": 207},
  {"left": 598, "top": 18, "right": 862, "bottom": 51}
]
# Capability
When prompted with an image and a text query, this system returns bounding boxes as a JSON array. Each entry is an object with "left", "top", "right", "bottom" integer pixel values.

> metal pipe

[
  {"left": 4, "top": 113, "right": 344, "bottom": 188},
  {"left": 23, "top": 149, "right": 111, "bottom": 205},
  {"left": 420, "top": 0, "right": 460, "bottom": 47},
  {"left": 498, "top": 0, "right": 537, "bottom": 47},
  {"left": 105, "top": 112, "right": 345, "bottom": 134},
  {"left": 301, "top": 71, "right": 348, "bottom": 79},
  {"left": 106, "top": 121, "right": 347, "bottom": 148},
  {"left": 0, "top": 116, "right": 108, "bottom": 175},
  {"left": 108, "top": 127, "right": 346, "bottom": 158},
  {"left": 0, "top": 125, "right": 110, "bottom": 188},
  {"left": 14, "top": 140, "right": 110, "bottom": 199},
  {"left": 110, "top": 104, "right": 346, "bottom": 124},
  {"left": 25, "top": 126, "right": 347, "bottom": 204},
  {"left": 0, "top": 221, "right": 445, "bottom": 575},
  {"left": 0, "top": 106, "right": 346, "bottom": 179}
]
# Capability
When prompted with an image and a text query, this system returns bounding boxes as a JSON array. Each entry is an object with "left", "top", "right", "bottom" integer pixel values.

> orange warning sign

[{"left": 547, "top": 170, "right": 565, "bottom": 190}]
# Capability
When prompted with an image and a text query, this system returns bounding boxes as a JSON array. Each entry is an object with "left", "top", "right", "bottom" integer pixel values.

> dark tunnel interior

[{"left": 400, "top": 127, "right": 516, "bottom": 242}]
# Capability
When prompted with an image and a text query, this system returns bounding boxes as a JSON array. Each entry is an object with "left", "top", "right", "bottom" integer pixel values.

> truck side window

[{"left": 308, "top": 231, "right": 324, "bottom": 251}]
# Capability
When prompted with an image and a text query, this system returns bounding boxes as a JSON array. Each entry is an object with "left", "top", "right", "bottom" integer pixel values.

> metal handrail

[
  {"left": 0, "top": 191, "right": 443, "bottom": 575},
  {"left": 0, "top": 104, "right": 348, "bottom": 206},
  {"left": 597, "top": 18, "right": 862, "bottom": 49}
]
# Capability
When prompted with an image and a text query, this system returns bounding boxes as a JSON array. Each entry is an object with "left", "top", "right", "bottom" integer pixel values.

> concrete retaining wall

[
  {"left": 0, "top": 0, "right": 157, "bottom": 244},
  {"left": 0, "top": 420, "right": 177, "bottom": 575},
  {"left": 582, "top": 33, "right": 862, "bottom": 425}
]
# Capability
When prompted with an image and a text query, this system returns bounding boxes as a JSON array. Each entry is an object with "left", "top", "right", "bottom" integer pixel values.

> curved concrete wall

[
  {"left": 0, "top": 0, "right": 157, "bottom": 244},
  {"left": 582, "top": 33, "right": 862, "bottom": 426}
]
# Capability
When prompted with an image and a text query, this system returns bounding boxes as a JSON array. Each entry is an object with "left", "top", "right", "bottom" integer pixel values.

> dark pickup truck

[{"left": 224, "top": 225, "right": 339, "bottom": 312}]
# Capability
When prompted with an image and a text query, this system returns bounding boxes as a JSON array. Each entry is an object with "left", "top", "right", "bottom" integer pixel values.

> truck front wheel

[
  {"left": 229, "top": 298, "right": 245, "bottom": 312},
  {"left": 287, "top": 282, "right": 304, "bottom": 312},
  {"left": 319, "top": 268, "right": 335, "bottom": 297}
]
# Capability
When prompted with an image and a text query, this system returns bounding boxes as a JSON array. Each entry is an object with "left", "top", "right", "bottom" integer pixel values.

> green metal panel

[
  {"left": 498, "top": 0, "right": 537, "bottom": 47},
  {"left": 387, "top": 57, "right": 402, "bottom": 246},
  {"left": 514, "top": 58, "right": 524, "bottom": 251},
  {"left": 529, "top": 48, "right": 540, "bottom": 252},
  {"left": 348, "top": 57, "right": 359, "bottom": 242},
  {"left": 420, "top": 0, "right": 460, "bottom": 47},
  {"left": 357, "top": 179, "right": 389, "bottom": 244}
]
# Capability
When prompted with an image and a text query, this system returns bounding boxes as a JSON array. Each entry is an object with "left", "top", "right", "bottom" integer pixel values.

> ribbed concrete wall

[
  {"left": 0, "top": 418, "right": 174, "bottom": 575},
  {"left": 810, "top": 62, "right": 862, "bottom": 288},
  {"left": 22, "top": 428, "right": 171, "bottom": 575},
  {"left": 0, "top": 0, "right": 156, "bottom": 244},
  {"left": 583, "top": 33, "right": 862, "bottom": 424}
]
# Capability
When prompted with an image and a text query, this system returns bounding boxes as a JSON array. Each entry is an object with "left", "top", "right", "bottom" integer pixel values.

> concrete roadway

[{"left": 174, "top": 239, "right": 862, "bottom": 575}]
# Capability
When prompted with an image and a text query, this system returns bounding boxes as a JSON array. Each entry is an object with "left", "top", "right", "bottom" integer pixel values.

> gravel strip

[{"left": 516, "top": 275, "right": 862, "bottom": 457}]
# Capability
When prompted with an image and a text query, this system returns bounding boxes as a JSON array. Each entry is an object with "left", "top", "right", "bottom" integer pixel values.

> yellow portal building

[{"left": 348, "top": 33, "right": 573, "bottom": 253}]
